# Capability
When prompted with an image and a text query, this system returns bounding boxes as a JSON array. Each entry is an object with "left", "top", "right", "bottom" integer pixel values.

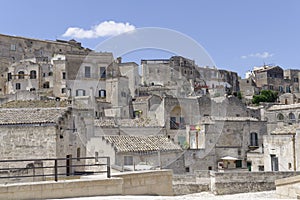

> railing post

[
  {"left": 54, "top": 159, "right": 58, "bottom": 182},
  {"left": 107, "top": 157, "right": 111, "bottom": 178}
]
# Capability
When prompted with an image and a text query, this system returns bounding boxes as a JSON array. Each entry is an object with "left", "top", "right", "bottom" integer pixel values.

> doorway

[{"left": 66, "top": 155, "right": 72, "bottom": 176}]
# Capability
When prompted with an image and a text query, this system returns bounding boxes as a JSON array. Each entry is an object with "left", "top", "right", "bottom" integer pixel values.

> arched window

[
  {"left": 250, "top": 132, "right": 258, "bottom": 147},
  {"left": 289, "top": 113, "right": 296, "bottom": 121},
  {"left": 30, "top": 70, "right": 37, "bottom": 79},
  {"left": 18, "top": 71, "right": 25, "bottom": 79},
  {"left": 277, "top": 113, "right": 284, "bottom": 121}
]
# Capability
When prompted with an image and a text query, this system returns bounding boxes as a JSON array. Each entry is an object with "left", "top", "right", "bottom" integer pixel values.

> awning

[{"left": 220, "top": 156, "right": 238, "bottom": 160}]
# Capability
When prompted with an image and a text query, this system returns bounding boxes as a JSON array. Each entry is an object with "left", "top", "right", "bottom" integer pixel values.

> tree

[{"left": 252, "top": 90, "right": 278, "bottom": 105}]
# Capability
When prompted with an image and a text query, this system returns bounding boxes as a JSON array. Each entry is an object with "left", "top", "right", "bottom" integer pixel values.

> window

[
  {"left": 100, "top": 67, "right": 106, "bottom": 78},
  {"left": 77, "top": 148, "right": 80, "bottom": 161},
  {"left": 294, "top": 78, "right": 299, "bottom": 83},
  {"left": 238, "top": 149, "right": 241, "bottom": 156},
  {"left": 30, "top": 70, "right": 37, "bottom": 79},
  {"left": 18, "top": 71, "right": 25, "bottom": 79},
  {"left": 271, "top": 154, "right": 278, "bottom": 171},
  {"left": 235, "top": 160, "right": 242, "bottom": 168},
  {"left": 30, "top": 88, "right": 36, "bottom": 91},
  {"left": 185, "top": 167, "right": 190, "bottom": 173},
  {"left": 250, "top": 132, "right": 258, "bottom": 147},
  {"left": 258, "top": 165, "right": 264, "bottom": 171},
  {"left": 7, "top": 73, "right": 12, "bottom": 81},
  {"left": 179, "top": 117, "right": 185, "bottom": 129},
  {"left": 121, "top": 91, "right": 126, "bottom": 97},
  {"left": 99, "top": 89, "right": 106, "bottom": 98},
  {"left": 277, "top": 113, "right": 284, "bottom": 121},
  {"left": 48, "top": 72, "right": 53, "bottom": 76},
  {"left": 43, "top": 82, "right": 50, "bottom": 88},
  {"left": 85, "top": 66, "right": 91, "bottom": 78},
  {"left": 170, "top": 117, "right": 178, "bottom": 129},
  {"left": 279, "top": 86, "right": 284, "bottom": 92},
  {"left": 61, "top": 88, "right": 66, "bottom": 94},
  {"left": 16, "top": 83, "right": 21, "bottom": 90},
  {"left": 76, "top": 89, "right": 86, "bottom": 96},
  {"left": 124, "top": 156, "right": 133, "bottom": 165},
  {"left": 10, "top": 44, "right": 16, "bottom": 51},
  {"left": 289, "top": 113, "right": 296, "bottom": 121},
  {"left": 62, "top": 72, "right": 66, "bottom": 79}
]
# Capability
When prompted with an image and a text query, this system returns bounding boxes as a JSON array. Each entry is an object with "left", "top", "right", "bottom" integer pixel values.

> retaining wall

[
  {"left": 210, "top": 171, "right": 300, "bottom": 195},
  {"left": 275, "top": 175, "right": 300, "bottom": 199},
  {"left": 0, "top": 170, "right": 173, "bottom": 200},
  {"left": 113, "top": 170, "right": 173, "bottom": 196}
]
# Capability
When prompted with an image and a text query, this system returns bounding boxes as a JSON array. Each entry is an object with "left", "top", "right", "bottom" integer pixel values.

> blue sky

[{"left": 1, "top": 0, "right": 300, "bottom": 77}]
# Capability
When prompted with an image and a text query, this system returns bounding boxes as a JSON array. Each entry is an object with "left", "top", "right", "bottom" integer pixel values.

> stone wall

[
  {"left": 0, "top": 170, "right": 173, "bottom": 199},
  {"left": 0, "top": 177, "right": 123, "bottom": 199},
  {"left": 113, "top": 170, "right": 173, "bottom": 196},
  {"left": 172, "top": 171, "right": 210, "bottom": 195},
  {"left": 275, "top": 174, "right": 300, "bottom": 199},
  {"left": 0, "top": 161, "right": 44, "bottom": 184},
  {"left": 210, "top": 171, "right": 300, "bottom": 195},
  {"left": 0, "top": 125, "right": 57, "bottom": 161}
]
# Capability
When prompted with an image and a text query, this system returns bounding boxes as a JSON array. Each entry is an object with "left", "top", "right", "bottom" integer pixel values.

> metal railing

[{"left": 0, "top": 156, "right": 110, "bottom": 183}]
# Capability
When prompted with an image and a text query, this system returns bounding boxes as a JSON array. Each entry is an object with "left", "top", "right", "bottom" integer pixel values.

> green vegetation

[
  {"left": 237, "top": 91, "right": 242, "bottom": 100},
  {"left": 252, "top": 90, "right": 278, "bottom": 105}
]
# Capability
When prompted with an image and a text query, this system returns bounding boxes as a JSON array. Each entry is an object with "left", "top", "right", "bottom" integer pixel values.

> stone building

[
  {"left": 64, "top": 52, "right": 114, "bottom": 98},
  {"left": 6, "top": 58, "right": 53, "bottom": 95},
  {"left": 87, "top": 135, "right": 183, "bottom": 171},
  {"left": 242, "top": 103, "right": 300, "bottom": 172},
  {"left": 279, "top": 93, "right": 300, "bottom": 105},
  {"left": 141, "top": 56, "right": 239, "bottom": 97},
  {"left": 264, "top": 103, "right": 300, "bottom": 134},
  {"left": 239, "top": 77, "right": 259, "bottom": 100},
  {"left": 184, "top": 116, "right": 267, "bottom": 172},
  {"left": 253, "top": 65, "right": 285, "bottom": 92},
  {"left": 263, "top": 124, "right": 300, "bottom": 172},
  {"left": 0, "top": 100, "right": 97, "bottom": 176},
  {"left": 284, "top": 69, "right": 300, "bottom": 93},
  {"left": 0, "top": 34, "right": 90, "bottom": 96},
  {"left": 132, "top": 95, "right": 162, "bottom": 119},
  {"left": 118, "top": 59, "right": 140, "bottom": 97}
]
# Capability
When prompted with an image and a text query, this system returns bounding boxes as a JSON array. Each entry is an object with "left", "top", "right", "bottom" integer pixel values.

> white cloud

[
  {"left": 241, "top": 52, "right": 274, "bottom": 59},
  {"left": 62, "top": 21, "right": 136, "bottom": 39}
]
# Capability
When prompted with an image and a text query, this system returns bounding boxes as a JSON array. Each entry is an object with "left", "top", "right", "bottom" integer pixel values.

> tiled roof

[
  {"left": 0, "top": 107, "right": 67, "bottom": 125},
  {"left": 103, "top": 135, "right": 182, "bottom": 153},
  {"left": 94, "top": 117, "right": 162, "bottom": 128},
  {"left": 0, "top": 100, "right": 68, "bottom": 108}
]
